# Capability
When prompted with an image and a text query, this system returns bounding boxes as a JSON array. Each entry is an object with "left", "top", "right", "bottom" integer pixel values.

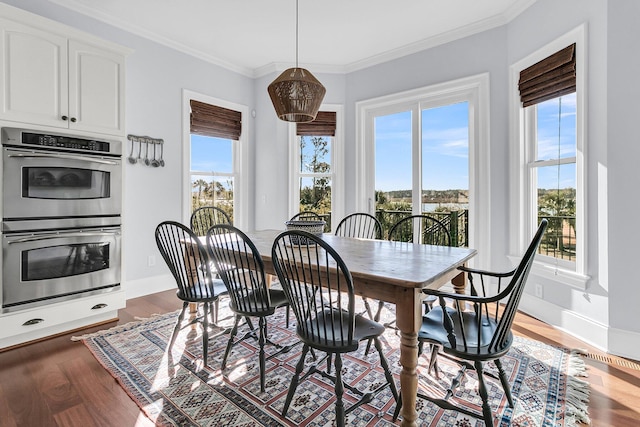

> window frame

[
  {"left": 288, "top": 104, "right": 344, "bottom": 231},
  {"left": 182, "top": 89, "right": 249, "bottom": 229},
  {"left": 355, "top": 74, "right": 490, "bottom": 266},
  {"left": 509, "top": 25, "right": 588, "bottom": 288}
]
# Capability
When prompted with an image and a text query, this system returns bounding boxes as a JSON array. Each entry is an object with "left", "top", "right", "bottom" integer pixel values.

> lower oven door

[{"left": 2, "top": 227, "right": 121, "bottom": 312}]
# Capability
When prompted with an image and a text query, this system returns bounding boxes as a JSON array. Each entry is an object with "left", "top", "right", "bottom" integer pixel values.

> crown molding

[{"left": 48, "top": 0, "right": 538, "bottom": 78}]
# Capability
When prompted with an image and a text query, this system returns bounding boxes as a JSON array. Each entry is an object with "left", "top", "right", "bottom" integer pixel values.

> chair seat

[
  {"left": 419, "top": 306, "right": 512, "bottom": 360},
  {"left": 229, "top": 289, "right": 290, "bottom": 316},
  {"left": 176, "top": 278, "right": 227, "bottom": 303},
  {"left": 268, "top": 289, "right": 289, "bottom": 308},
  {"left": 300, "top": 309, "right": 385, "bottom": 352}
]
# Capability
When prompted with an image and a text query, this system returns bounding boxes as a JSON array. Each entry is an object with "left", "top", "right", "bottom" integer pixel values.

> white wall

[
  {"left": 606, "top": 0, "right": 640, "bottom": 351},
  {"left": 4, "top": 0, "right": 639, "bottom": 359}
]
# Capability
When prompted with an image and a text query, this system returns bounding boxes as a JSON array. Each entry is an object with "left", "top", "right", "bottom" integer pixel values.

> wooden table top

[{"left": 239, "top": 229, "right": 477, "bottom": 291}]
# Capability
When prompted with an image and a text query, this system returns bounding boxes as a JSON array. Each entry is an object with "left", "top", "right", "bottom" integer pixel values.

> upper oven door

[{"left": 2, "top": 147, "right": 122, "bottom": 220}]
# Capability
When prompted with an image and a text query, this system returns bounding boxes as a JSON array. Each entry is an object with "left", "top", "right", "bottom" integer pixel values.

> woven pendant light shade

[{"left": 268, "top": 67, "right": 326, "bottom": 123}]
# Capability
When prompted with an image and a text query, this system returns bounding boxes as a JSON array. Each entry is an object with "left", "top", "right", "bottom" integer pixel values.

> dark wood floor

[{"left": 0, "top": 289, "right": 638, "bottom": 426}]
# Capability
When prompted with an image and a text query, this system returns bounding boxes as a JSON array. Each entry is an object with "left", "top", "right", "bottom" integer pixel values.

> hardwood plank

[{"left": 0, "top": 289, "right": 637, "bottom": 426}]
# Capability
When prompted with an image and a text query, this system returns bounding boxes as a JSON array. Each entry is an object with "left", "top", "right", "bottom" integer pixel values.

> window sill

[{"left": 507, "top": 256, "right": 589, "bottom": 290}]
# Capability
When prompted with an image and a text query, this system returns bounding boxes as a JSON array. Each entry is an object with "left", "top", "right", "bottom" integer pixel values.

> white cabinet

[
  {"left": 0, "top": 290, "right": 126, "bottom": 349},
  {"left": 0, "top": 17, "right": 126, "bottom": 136}
]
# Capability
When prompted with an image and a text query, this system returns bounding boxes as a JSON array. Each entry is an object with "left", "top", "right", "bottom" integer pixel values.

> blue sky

[
  {"left": 536, "top": 93, "right": 577, "bottom": 190},
  {"left": 191, "top": 135, "right": 232, "bottom": 173},
  {"left": 190, "top": 94, "right": 576, "bottom": 194},
  {"left": 374, "top": 94, "right": 576, "bottom": 193},
  {"left": 375, "top": 102, "right": 470, "bottom": 192}
]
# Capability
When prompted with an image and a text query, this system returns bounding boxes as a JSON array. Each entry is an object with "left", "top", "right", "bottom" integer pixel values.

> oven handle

[
  {"left": 6, "top": 150, "right": 119, "bottom": 166},
  {"left": 7, "top": 230, "right": 120, "bottom": 244}
]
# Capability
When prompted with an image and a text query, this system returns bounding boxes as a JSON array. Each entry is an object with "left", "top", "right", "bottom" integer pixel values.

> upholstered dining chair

[
  {"left": 155, "top": 221, "right": 228, "bottom": 366},
  {"left": 271, "top": 230, "right": 399, "bottom": 427},
  {"left": 206, "top": 224, "right": 292, "bottom": 392},
  {"left": 190, "top": 206, "right": 232, "bottom": 236},
  {"left": 393, "top": 219, "right": 548, "bottom": 426}
]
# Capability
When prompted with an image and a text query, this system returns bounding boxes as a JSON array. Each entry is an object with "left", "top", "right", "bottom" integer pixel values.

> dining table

[{"left": 222, "top": 229, "right": 477, "bottom": 427}]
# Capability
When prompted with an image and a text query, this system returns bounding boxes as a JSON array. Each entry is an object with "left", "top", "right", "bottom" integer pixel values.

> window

[
  {"left": 372, "top": 103, "right": 470, "bottom": 244},
  {"left": 511, "top": 27, "right": 586, "bottom": 284},
  {"left": 182, "top": 91, "right": 248, "bottom": 229},
  {"left": 528, "top": 94, "right": 577, "bottom": 266},
  {"left": 289, "top": 108, "right": 343, "bottom": 231},
  {"left": 356, "top": 75, "right": 490, "bottom": 263}
]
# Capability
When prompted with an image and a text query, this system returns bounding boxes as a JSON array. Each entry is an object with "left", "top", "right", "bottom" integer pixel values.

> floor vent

[{"left": 585, "top": 352, "right": 640, "bottom": 371}]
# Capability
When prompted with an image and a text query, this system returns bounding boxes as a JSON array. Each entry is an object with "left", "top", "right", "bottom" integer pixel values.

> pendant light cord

[{"left": 295, "top": 0, "right": 299, "bottom": 68}]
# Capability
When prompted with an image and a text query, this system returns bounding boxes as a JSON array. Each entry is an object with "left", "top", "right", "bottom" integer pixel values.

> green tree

[
  {"left": 538, "top": 188, "right": 576, "bottom": 255},
  {"left": 300, "top": 136, "right": 331, "bottom": 214},
  {"left": 192, "top": 179, "right": 208, "bottom": 209}
]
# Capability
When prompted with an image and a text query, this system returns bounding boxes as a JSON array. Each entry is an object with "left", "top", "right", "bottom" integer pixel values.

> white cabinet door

[
  {"left": 0, "top": 19, "right": 125, "bottom": 136},
  {"left": 68, "top": 40, "right": 125, "bottom": 135},
  {"left": 0, "top": 18, "right": 69, "bottom": 128}
]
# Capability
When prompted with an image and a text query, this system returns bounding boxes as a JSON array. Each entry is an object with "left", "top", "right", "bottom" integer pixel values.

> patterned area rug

[{"left": 73, "top": 302, "right": 590, "bottom": 426}]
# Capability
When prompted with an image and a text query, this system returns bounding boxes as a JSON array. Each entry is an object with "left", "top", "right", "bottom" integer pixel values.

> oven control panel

[
  {"left": 0, "top": 127, "right": 120, "bottom": 157},
  {"left": 23, "top": 132, "right": 109, "bottom": 152}
]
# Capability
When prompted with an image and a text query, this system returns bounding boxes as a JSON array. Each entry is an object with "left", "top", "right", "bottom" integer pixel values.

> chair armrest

[
  {"left": 457, "top": 265, "right": 516, "bottom": 278},
  {"left": 422, "top": 286, "right": 505, "bottom": 304}
]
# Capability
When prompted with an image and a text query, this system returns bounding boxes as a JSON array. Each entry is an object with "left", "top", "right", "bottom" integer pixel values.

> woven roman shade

[
  {"left": 518, "top": 43, "right": 576, "bottom": 107},
  {"left": 296, "top": 111, "right": 336, "bottom": 137},
  {"left": 190, "top": 100, "right": 242, "bottom": 140}
]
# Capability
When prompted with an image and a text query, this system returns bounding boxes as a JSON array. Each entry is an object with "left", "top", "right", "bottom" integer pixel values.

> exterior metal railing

[
  {"left": 375, "top": 209, "right": 469, "bottom": 247},
  {"left": 306, "top": 210, "right": 575, "bottom": 262}
]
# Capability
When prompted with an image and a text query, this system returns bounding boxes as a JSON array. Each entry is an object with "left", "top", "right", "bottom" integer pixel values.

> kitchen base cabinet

[{"left": 0, "top": 290, "right": 125, "bottom": 350}]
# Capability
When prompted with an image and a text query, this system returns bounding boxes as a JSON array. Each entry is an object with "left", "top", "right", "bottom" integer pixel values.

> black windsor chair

[
  {"left": 271, "top": 230, "right": 399, "bottom": 427},
  {"left": 190, "top": 206, "right": 232, "bottom": 236},
  {"left": 289, "top": 211, "right": 323, "bottom": 222},
  {"left": 155, "top": 221, "right": 228, "bottom": 366},
  {"left": 392, "top": 219, "right": 548, "bottom": 426},
  {"left": 206, "top": 224, "right": 293, "bottom": 392},
  {"left": 334, "top": 212, "right": 384, "bottom": 354}
]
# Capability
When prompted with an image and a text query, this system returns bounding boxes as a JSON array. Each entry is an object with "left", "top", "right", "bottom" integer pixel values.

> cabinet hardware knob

[
  {"left": 91, "top": 303, "right": 108, "bottom": 310},
  {"left": 61, "top": 115, "right": 68, "bottom": 121},
  {"left": 23, "top": 318, "right": 44, "bottom": 326},
  {"left": 70, "top": 117, "right": 77, "bottom": 123}
]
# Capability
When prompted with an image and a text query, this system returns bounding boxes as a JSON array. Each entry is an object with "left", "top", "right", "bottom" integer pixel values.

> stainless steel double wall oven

[{"left": 1, "top": 127, "right": 122, "bottom": 312}]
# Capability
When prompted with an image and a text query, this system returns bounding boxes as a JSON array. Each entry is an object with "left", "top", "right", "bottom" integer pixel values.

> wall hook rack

[{"left": 126, "top": 134, "right": 165, "bottom": 167}]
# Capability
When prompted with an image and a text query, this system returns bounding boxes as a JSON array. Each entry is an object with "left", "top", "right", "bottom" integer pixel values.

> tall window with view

[
  {"left": 373, "top": 102, "right": 469, "bottom": 245},
  {"left": 190, "top": 135, "right": 234, "bottom": 222},
  {"left": 531, "top": 94, "right": 576, "bottom": 262},
  {"left": 295, "top": 111, "right": 335, "bottom": 229},
  {"left": 519, "top": 43, "right": 578, "bottom": 269},
  {"left": 189, "top": 100, "right": 240, "bottom": 223}
]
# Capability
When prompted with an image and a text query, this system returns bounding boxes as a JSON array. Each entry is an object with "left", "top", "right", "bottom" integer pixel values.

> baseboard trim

[
  {"left": 123, "top": 274, "right": 175, "bottom": 300},
  {"left": 520, "top": 294, "right": 640, "bottom": 361}
]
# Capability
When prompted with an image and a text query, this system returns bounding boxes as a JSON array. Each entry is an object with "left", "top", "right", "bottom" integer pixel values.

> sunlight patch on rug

[{"left": 73, "top": 304, "right": 590, "bottom": 426}]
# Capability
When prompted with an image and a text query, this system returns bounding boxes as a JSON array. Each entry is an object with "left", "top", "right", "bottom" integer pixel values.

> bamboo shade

[
  {"left": 518, "top": 43, "right": 576, "bottom": 107},
  {"left": 296, "top": 111, "right": 336, "bottom": 136},
  {"left": 190, "top": 100, "right": 242, "bottom": 140}
]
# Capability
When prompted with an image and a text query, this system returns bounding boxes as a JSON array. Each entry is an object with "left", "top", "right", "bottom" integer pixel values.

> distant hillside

[{"left": 383, "top": 189, "right": 469, "bottom": 203}]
